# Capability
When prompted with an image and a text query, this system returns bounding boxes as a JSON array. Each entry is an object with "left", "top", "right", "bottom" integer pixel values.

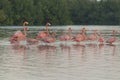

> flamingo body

[
  {"left": 87, "top": 30, "right": 98, "bottom": 40},
  {"left": 36, "top": 31, "right": 48, "bottom": 39},
  {"left": 98, "top": 37, "right": 104, "bottom": 43},
  {"left": 59, "top": 27, "right": 72, "bottom": 41},
  {"left": 72, "top": 29, "right": 86, "bottom": 42},
  {"left": 106, "top": 30, "right": 116, "bottom": 44},
  {"left": 106, "top": 37, "right": 116, "bottom": 44},
  {"left": 27, "top": 38, "right": 39, "bottom": 44},
  {"left": 60, "top": 35, "right": 71, "bottom": 41},
  {"left": 43, "top": 37, "right": 56, "bottom": 43},
  {"left": 36, "top": 23, "right": 51, "bottom": 39},
  {"left": 72, "top": 34, "right": 84, "bottom": 42}
]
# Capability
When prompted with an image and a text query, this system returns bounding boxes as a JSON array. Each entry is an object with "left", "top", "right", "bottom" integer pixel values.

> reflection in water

[
  {"left": 73, "top": 44, "right": 86, "bottom": 55},
  {"left": 98, "top": 43, "right": 105, "bottom": 54},
  {"left": 106, "top": 44, "right": 116, "bottom": 56},
  {"left": 72, "top": 44, "right": 86, "bottom": 62},
  {"left": 37, "top": 45, "right": 56, "bottom": 54},
  {"left": 0, "top": 42, "right": 120, "bottom": 80},
  {"left": 59, "top": 43, "right": 71, "bottom": 60},
  {"left": 60, "top": 44, "right": 71, "bottom": 53},
  {"left": 1, "top": 26, "right": 120, "bottom": 80},
  {"left": 37, "top": 45, "right": 56, "bottom": 60},
  {"left": 99, "top": 43, "right": 104, "bottom": 49},
  {"left": 10, "top": 44, "right": 28, "bottom": 60},
  {"left": 59, "top": 44, "right": 71, "bottom": 59},
  {"left": 87, "top": 44, "right": 98, "bottom": 55},
  {"left": 11, "top": 44, "right": 27, "bottom": 54}
]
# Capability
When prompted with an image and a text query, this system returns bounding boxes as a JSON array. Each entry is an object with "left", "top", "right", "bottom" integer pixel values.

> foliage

[{"left": 0, "top": 0, "right": 120, "bottom": 26}]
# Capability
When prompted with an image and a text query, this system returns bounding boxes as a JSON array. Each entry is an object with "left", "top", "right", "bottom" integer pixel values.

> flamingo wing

[{"left": 106, "top": 37, "right": 116, "bottom": 44}]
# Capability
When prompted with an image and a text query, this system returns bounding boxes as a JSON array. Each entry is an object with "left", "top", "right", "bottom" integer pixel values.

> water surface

[{"left": 0, "top": 26, "right": 120, "bottom": 80}]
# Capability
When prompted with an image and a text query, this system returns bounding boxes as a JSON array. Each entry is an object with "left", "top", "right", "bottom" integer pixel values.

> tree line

[{"left": 0, "top": 0, "right": 120, "bottom": 26}]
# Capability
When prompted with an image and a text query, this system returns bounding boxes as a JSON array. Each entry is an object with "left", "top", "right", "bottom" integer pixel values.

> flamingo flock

[
  {"left": 9, "top": 21, "right": 39, "bottom": 45},
  {"left": 9, "top": 22, "right": 117, "bottom": 46}
]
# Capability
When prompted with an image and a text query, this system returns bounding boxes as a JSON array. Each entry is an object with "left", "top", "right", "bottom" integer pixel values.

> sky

[{"left": 97, "top": 0, "right": 101, "bottom": 1}]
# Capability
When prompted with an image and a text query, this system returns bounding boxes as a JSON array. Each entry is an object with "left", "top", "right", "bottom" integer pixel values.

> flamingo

[
  {"left": 87, "top": 30, "right": 98, "bottom": 40},
  {"left": 72, "top": 28, "right": 86, "bottom": 42},
  {"left": 59, "top": 27, "right": 72, "bottom": 41},
  {"left": 40, "top": 23, "right": 56, "bottom": 43},
  {"left": 36, "top": 22, "right": 51, "bottom": 39},
  {"left": 106, "top": 30, "right": 117, "bottom": 44},
  {"left": 9, "top": 21, "right": 28, "bottom": 44},
  {"left": 81, "top": 27, "right": 86, "bottom": 35},
  {"left": 42, "top": 32, "right": 56, "bottom": 43},
  {"left": 98, "top": 32, "right": 104, "bottom": 44},
  {"left": 27, "top": 38, "right": 39, "bottom": 44},
  {"left": 9, "top": 21, "right": 39, "bottom": 45},
  {"left": 72, "top": 34, "right": 84, "bottom": 42}
]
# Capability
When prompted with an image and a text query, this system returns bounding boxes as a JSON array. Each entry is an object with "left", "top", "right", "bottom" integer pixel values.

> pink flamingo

[
  {"left": 81, "top": 27, "right": 86, "bottom": 35},
  {"left": 98, "top": 32, "right": 104, "bottom": 44},
  {"left": 36, "top": 22, "right": 51, "bottom": 39},
  {"left": 40, "top": 23, "right": 56, "bottom": 43},
  {"left": 72, "top": 28, "right": 86, "bottom": 42},
  {"left": 72, "top": 34, "right": 84, "bottom": 42},
  {"left": 9, "top": 21, "right": 29, "bottom": 44},
  {"left": 106, "top": 30, "right": 117, "bottom": 44},
  {"left": 27, "top": 38, "right": 39, "bottom": 44},
  {"left": 10, "top": 21, "right": 39, "bottom": 44},
  {"left": 87, "top": 30, "right": 98, "bottom": 40},
  {"left": 59, "top": 27, "right": 72, "bottom": 41},
  {"left": 42, "top": 32, "right": 56, "bottom": 43}
]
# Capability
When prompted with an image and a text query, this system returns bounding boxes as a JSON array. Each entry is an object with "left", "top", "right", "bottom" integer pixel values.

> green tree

[{"left": 0, "top": 0, "right": 13, "bottom": 25}]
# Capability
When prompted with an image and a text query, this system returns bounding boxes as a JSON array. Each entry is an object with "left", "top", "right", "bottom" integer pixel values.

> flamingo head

[
  {"left": 82, "top": 27, "right": 86, "bottom": 30},
  {"left": 24, "top": 21, "right": 29, "bottom": 25},
  {"left": 68, "top": 27, "right": 72, "bottom": 32},
  {"left": 46, "top": 22, "right": 51, "bottom": 26},
  {"left": 51, "top": 32, "right": 56, "bottom": 36},
  {"left": 112, "top": 30, "right": 116, "bottom": 33},
  {"left": 94, "top": 29, "right": 98, "bottom": 32},
  {"left": 94, "top": 29, "right": 98, "bottom": 33},
  {"left": 68, "top": 27, "right": 72, "bottom": 30}
]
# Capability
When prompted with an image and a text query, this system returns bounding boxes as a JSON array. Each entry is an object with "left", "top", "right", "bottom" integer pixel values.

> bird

[
  {"left": 26, "top": 38, "right": 39, "bottom": 45},
  {"left": 59, "top": 27, "right": 72, "bottom": 41},
  {"left": 9, "top": 21, "right": 28, "bottom": 44},
  {"left": 106, "top": 30, "right": 117, "bottom": 44},
  {"left": 36, "top": 22, "right": 51, "bottom": 39},
  {"left": 98, "top": 32, "right": 104, "bottom": 44},
  {"left": 72, "top": 28, "right": 86, "bottom": 42},
  {"left": 9, "top": 21, "right": 39, "bottom": 45},
  {"left": 87, "top": 30, "right": 98, "bottom": 40},
  {"left": 42, "top": 32, "right": 56, "bottom": 43},
  {"left": 37, "top": 23, "right": 56, "bottom": 44}
]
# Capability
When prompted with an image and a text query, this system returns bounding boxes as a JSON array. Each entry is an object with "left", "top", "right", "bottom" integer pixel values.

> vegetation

[{"left": 0, "top": 0, "right": 120, "bottom": 26}]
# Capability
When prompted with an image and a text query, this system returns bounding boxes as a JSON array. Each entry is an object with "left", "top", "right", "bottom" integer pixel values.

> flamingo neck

[
  {"left": 23, "top": 23, "right": 27, "bottom": 37},
  {"left": 46, "top": 25, "right": 49, "bottom": 36},
  {"left": 68, "top": 29, "right": 71, "bottom": 37},
  {"left": 51, "top": 32, "right": 56, "bottom": 39},
  {"left": 94, "top": 31, "right": 98, "bottom": 37},
  {"left": 113, "top": 32, "right": 116, "bottom": 39}
]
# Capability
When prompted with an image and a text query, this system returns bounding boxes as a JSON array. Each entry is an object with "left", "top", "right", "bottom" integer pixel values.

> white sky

[{"left": 97, "top": 0, "right": 101, "bottom": 1}]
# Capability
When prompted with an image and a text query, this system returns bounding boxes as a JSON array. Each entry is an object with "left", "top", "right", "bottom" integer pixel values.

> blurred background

[{"left": 0, "top": 0, "right": 120, "bottom": 26}]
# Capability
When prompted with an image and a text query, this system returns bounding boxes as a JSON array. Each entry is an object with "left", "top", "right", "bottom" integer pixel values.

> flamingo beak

[
  {"left": 48, "top": 23, "right": 51, "bottom": 26},
  {"left": 24, "top": 21, "right": 29, "bottom": 25},
  {"left": 26, "top": 22, "right": 29, "bottom": 24}
]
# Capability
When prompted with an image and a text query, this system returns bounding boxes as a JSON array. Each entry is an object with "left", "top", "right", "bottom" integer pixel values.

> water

[
  {"left": 1, "top": 25, "right": 120, "bottom": 31},
  {"left": 0, "top": 26, "right": 120, "bottom": 80}
]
